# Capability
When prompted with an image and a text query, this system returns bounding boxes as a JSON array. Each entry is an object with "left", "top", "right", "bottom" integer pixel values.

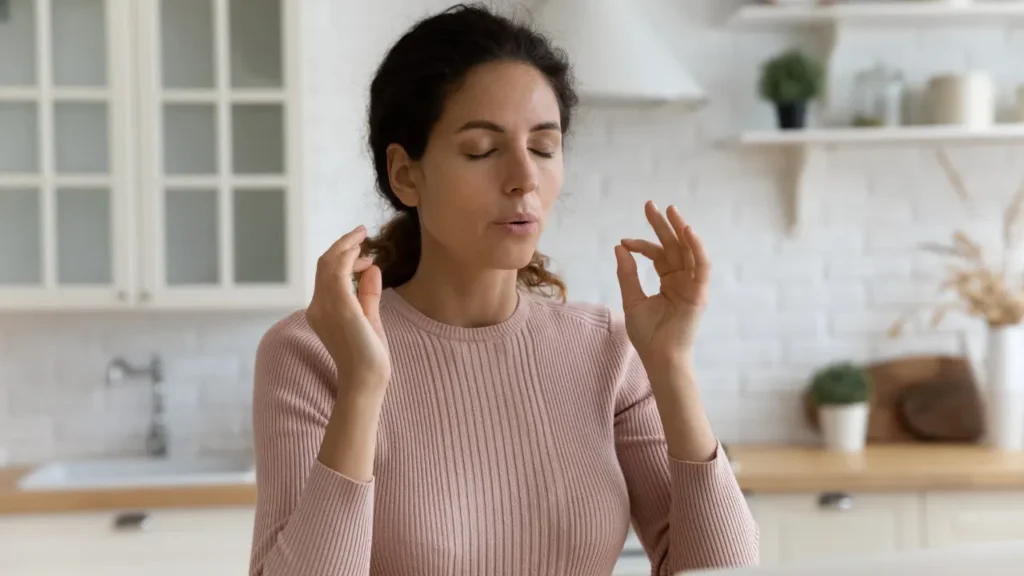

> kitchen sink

[{"left": 17, "top": 456, "right": 256, "bottom": 491}]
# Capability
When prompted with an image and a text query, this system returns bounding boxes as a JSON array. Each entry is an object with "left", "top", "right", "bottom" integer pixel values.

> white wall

[{"left": 1, "top": 0, "right": 1021, "bottom": 463}]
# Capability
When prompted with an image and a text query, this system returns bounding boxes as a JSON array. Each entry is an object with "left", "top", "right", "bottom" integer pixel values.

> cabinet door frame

[
  {"left": 0, "top": 0, "right": 137, "bottom": 311},
  {"left": 134, "top": 0, "right": 305, "bottom": 311}
]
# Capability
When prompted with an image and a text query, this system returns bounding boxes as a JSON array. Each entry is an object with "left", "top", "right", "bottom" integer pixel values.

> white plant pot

[
  {"left": 819, "top": 403, "right": 869, "bottom": 453},
  {"left": 985, "top": 325, "right": 1024, "bottom": 451}
]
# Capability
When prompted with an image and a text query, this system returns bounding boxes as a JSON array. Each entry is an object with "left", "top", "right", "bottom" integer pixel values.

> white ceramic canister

[{"left": 928, "top": 71, "right": 995, "bottom": 129}]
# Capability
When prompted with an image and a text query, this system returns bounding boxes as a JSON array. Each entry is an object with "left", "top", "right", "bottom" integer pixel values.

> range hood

[{"left": 534, "top": 0, "right": 706, "bottom": 104}]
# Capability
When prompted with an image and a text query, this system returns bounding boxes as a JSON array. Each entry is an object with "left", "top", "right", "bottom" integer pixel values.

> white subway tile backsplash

[
  {"left": 741, "top": 366, "right": 815, "bottom": 394},
  {"left": 831, "top": 310, "right": 907, "bottom": 337},
  {"left": 739, "top": 311, "right": 826, "bottom": 339},
  {"left": 825, "top": 257, "right": 913, "bottom": 280}
]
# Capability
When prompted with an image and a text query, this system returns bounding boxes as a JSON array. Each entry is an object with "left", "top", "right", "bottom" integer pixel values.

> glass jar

[{"left": 852, "top": 63, "right": 904, "bottom": 127}]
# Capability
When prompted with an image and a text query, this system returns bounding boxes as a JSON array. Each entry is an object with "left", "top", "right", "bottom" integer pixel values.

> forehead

[{"left": 439, "top": 60, "right": 561, "bottom": 129}]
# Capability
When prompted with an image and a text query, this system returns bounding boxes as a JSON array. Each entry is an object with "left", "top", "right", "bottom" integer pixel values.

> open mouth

[{"left": 497, "top": 219, "right": 539, "bottom": 235}]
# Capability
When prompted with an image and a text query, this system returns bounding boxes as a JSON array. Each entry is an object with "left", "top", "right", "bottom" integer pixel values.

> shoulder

[
  {"left": 253, "top": 310, "right": 336, "bottom": 399},
  {"left": 526, "top": 293, "right": 647, "bottom": 408},
  {"left": 256, "top": 309, "right": 325, "bottom": 360},
  {"left": 525, "top": 293, "right": 634, "bottom": 357}
]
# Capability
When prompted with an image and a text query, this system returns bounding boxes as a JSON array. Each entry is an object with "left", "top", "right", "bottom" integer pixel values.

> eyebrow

[{"left": 456, "top": 120, "right": 561, "bottom": 133}]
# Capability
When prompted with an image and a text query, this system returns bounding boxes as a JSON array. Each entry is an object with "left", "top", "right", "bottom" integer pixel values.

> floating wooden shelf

[
  {"left": 729, "top": 2, "right": 1024, "bottom": 28},
  {"left": 733, "top": 124, "right": 1024, "bottom": 235}
]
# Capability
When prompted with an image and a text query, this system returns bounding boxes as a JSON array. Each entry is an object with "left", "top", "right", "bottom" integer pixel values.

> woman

[{"left": 248, "top": 4, "right": 758, "bottom": 576}]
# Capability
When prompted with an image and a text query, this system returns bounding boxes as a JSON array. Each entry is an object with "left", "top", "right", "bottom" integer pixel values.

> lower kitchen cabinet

[
  {"left": 924, "top": 491, "right": 1024, "bottom": 547},
  {"left": 748, "top": 492, "right": 924, "bottom": 567},
  {"left": 747, "top": 490, "right": 1024, "bottom": 568},
  {"left": 0, "top": 507, "right": 255, "bottom": 576},
  {"left": 4, "top": 491, "right": 1024, "bottom": 573}
]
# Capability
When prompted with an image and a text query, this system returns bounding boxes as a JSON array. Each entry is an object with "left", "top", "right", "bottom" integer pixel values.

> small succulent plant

[{"left": 808, "top": 362, "right": 872, "bottom": 406}]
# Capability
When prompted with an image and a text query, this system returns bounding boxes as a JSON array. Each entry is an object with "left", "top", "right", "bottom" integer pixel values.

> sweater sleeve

[
  {"left": 612, "top": 332, "right": 759, "bottom": 574},
  {"left": 248, "top": 313, "right": 376, "bottom": 576}
]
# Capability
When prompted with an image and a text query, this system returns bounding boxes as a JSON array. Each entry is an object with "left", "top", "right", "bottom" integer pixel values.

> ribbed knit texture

[{"left": 249, "top": 288, "right": 759, "bottom": 576}]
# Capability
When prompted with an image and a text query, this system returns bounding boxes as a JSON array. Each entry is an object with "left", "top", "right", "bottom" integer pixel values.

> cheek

[
  {"left": 538, "top": 162, "right": 563, "bottom": 211},
  {"left": 419, "top": 160, "right": 494, "bottom": 238}
]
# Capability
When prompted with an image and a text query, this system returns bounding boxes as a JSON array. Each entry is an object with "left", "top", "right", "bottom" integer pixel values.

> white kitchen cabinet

[
  {"left": 0, "top": 0, "right": 305, "bottom": 311},
  {"left": 923, "top": 491, "right": 1024, "bottom": 548},
  {"left": 0, "top": 506, "right": 256, "bottom": 575},
  {"left": 747, "top": 492, "right": 925, "bottom": 567}
]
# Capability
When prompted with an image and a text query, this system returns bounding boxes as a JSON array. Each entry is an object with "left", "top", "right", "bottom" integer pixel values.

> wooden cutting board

[{"left": 803, "top": 355, "right": 981, "bottom": 443}]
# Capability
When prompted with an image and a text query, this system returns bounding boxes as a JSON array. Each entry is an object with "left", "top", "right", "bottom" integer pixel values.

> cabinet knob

[
  {"left": 140, "top": 290, "right": 152, "bottom": 302},
  {"left": 112, "top": 511, "right": 151, "bottom": 532},
  {"left": 117, "top": 290, "right": 129, "bottom": 302},
  {"left": 818, "top": 492, "right": 854, "bottom": 511}
]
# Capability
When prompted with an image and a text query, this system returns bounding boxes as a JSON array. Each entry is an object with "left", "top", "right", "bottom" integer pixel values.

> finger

[
  {"left": 620, "top": 238, "right": 671, "bottom": 277},
  {"left": 615, "top": 245, "right": 646, "bottom": 310},
  {"left": 323, "top": 225, "right": 368, "bottom": 261},
  {"left": 337, "top": 242, "right": 362, "bottom": 274},
  {"left": 358, "top": 264, "right": 384, "bottom": 325},
  {"left": 620, "top": 238, "right": 665, "bottom": 263},
  {"left": 686, "top": 226, "right": 712, "bottom": 283},
  {"left": 645, "top": 201, "right": 682, "bottom": 267},
  {"left": 353, "top": 255, "right": 374, "bottom": 274},
  {"left": 667, "top": 205, "right": 696, "bottom": 271}
]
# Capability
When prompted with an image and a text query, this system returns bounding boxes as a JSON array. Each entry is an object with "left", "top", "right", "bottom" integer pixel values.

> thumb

[
  {"left": 615, "top": 245, "right": 646, "bottom": 311},
  {"left": 357, "top": 264, "right": 384, "bottom": 327}
]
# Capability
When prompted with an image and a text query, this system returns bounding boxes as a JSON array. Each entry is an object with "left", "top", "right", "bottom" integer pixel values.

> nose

[{"left": 503, "top": 147, "right": 539, "bottom": 196}]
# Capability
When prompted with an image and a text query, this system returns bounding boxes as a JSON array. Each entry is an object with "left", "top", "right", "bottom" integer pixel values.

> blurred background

[{"left": 2, "top": 0, "right": 1024, "bottom": 574}]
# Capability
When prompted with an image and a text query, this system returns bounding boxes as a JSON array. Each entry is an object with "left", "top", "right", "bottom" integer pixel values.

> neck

[{"left": 393, "top": 243, "right": 521, "bottom": 329}]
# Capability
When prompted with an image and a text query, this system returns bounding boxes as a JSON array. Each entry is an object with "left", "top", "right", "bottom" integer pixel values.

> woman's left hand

[{"left": 614, "top": 201, "right": 710, "bottom": 369}]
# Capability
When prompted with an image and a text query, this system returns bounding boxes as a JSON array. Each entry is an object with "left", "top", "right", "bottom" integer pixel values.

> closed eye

[
  {"left": 466, "top": 150, "right": 497, "bottom": 160},
  {"left": 466, "top": 149, "right": 555, "bottom": 160}
]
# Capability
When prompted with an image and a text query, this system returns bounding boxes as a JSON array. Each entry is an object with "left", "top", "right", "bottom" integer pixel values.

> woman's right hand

[{"left": 305, "top": 225, "right": 391, "bottom": 397}]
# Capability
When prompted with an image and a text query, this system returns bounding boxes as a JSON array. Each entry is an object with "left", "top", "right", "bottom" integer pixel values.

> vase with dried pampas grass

[{"left": 888, "top": 148, "right": 1024, "bottom": 451}]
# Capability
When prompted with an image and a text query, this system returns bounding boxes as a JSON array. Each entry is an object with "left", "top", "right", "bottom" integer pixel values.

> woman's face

[{"left": 393, "top": 60, "right": 564, "bottom": 273}]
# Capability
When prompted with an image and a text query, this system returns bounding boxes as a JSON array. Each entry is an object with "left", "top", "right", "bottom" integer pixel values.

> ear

[{"left": 386, "top": 143, "right": 422, "bottom": 208}]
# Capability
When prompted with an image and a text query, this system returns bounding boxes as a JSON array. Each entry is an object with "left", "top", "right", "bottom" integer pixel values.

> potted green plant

[
  {"left": 759, "top": 48, "right": 825, "bottom": 130},
  {"left": 808, "top": 362, "right": 873, "bottom": 453}
]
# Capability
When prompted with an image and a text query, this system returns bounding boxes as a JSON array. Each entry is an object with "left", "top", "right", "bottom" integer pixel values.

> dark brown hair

[{"left": 360, "top": 3, "right": 577, "bottom": 301}]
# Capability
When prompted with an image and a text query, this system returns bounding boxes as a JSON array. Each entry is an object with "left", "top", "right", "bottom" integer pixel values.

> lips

[{"left": 496, "top": 212, "right": 539, "bottom": 225}]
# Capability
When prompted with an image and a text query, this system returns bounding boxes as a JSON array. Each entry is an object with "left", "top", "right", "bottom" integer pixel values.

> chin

[{"left": 487, "top": 244, "right": 539, "bottom": 271}]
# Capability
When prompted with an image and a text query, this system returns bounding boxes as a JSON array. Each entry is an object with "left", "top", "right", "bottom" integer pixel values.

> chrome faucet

[{"left": 106, "top": 355, "right": 167, "bottom": 458}]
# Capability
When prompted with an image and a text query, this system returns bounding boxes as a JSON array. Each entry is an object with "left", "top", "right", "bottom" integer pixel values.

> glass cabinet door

[
  {"left": 0, "top": 0, "right": 130, "bottom": 309},
  {"left": 141, "top": 0, "right": 300, "bottom": 309}
]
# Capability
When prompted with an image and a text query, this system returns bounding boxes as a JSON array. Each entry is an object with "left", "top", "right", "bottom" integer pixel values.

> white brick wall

[{"left": 1, "top": 0, "right": 1021, "bottom": 463}]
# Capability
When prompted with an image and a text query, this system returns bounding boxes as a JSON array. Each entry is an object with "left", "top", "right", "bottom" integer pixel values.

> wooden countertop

[
  {"left": 728, "top": 443, "right": 1024, "bottom": 494},
  {"left": 3, "top": 444, "right": 1024, "bottom": 515},
  {"left": 0, "top": 467, "right": 256, "bottom": 515}
]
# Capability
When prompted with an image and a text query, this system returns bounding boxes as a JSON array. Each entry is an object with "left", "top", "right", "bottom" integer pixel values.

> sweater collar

[{"left": 380, "top": 287, "right": 533, "bottom": 342}]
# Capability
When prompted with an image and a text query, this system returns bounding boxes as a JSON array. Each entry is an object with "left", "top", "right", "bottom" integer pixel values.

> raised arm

[
  {"left": 613, "top": 202, "right": 759, "bottom": 572},
  {"left": 249, "top": 225, "right": 391, "bottom": 576}
]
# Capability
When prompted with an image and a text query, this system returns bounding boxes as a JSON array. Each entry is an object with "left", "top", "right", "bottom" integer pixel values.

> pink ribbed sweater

[{"left": 248, "top": 287, "right": 759, "bottom": 576}]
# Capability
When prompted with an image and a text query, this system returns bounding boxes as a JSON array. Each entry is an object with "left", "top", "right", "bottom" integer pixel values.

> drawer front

[
  {"left": 748, "top": 492, "right": 924, "bottom": 567},
  {"left": 925, "top": 491, "right": 1024, "bottom": 548},
  {"left": 0, "top": 507, "right": 255, "bottom": 575}
]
